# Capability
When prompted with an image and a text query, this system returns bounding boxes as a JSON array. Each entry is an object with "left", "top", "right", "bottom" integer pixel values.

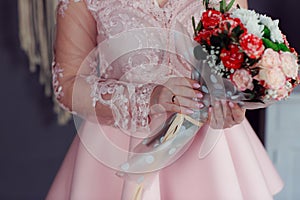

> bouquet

[{"left": 193, "top": 0, "right": 299, "bottom": 104}]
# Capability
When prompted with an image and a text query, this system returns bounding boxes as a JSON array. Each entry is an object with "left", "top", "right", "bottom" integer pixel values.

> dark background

[{"left": 0, "top": 0, "right": 299, "bottom": 199}]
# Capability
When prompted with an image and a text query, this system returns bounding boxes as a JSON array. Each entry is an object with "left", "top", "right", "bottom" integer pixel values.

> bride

[{"left": 47, "top": 0, "right": 283, "bottom": 199}]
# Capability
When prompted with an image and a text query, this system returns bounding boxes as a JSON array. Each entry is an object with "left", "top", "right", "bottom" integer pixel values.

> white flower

[
  {"left": 231, "top": 8, "right": 264, "bottom": 37},
  {"left": 259, "top": 15, "right": 283, "bottom": 43}
]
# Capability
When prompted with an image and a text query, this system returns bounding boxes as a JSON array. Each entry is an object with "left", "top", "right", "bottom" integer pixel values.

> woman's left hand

[{"left": 208, "top": 100, "right": 246, "bottom": 129}]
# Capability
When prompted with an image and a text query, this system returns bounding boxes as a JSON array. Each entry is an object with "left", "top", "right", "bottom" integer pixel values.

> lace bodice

[
  {"left": 84, "top": 0, "right": 204, "bottom": 78},
  {"left": 53, "top": 0, "right": 205, "bottom": 132}
]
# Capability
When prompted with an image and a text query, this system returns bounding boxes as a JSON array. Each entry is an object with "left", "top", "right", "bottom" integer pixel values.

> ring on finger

[{"left": 171, "top": 95, "right": 176, "bottom": 103}]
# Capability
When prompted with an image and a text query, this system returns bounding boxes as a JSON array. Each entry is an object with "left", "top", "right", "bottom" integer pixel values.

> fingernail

[
  {"left": 185, "top": 109, "right": 194, "bottom": 114},
  {"left": 193, "top": 83, "right": 201, "bottom": 89},
  {"left": 196, "top": 103, "right": 204, "bottom": 109},
  {"left": 229, "top": 102, "right": 235, "bottom": 108},
  {"left": 197, "top": 93, "right": 203, "bottom": 98},
  {"left": 215, "top": 101, "right": 220, "bottom": 107}
]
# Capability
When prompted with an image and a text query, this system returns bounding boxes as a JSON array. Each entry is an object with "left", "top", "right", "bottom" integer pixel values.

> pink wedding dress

[{"left": 47, "top": 0, "right": 283, "bottom": 199}]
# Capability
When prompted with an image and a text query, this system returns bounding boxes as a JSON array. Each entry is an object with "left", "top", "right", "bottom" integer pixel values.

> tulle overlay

[{"left": 47, "top": 0, "right": 283, "bottom": 199}]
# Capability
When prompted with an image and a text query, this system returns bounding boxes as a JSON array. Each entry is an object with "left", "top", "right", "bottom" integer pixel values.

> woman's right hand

[{"left": 150, "top": 77, "right": 204, "bottom": 115}]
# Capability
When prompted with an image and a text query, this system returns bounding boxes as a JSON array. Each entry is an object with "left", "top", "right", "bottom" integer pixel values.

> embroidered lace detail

[
  {"left": 58, "top": 0, "right": 82, "bottom": 16},
  {"left": 85, "top": 0, "right": 101, "bottom": 12},
  {"left": 132, "top": 84, "right": 157, "bottom": 130},
  {"left": 93, "top": 81, "right": 156, "bottom": 132},
  {"left": 83, "top": 52, "right": 157, "bottom": 132},
  {"left": 57, "top": 0, "right": 70, "bottom": 16},
  {"left": 98, "top": 81, "right": 131, "bottom": 129},
  {"left": 52, "top": 62, "right": 65, "bottom": 100},
  {"left": 52, "top": 61, "right": 74, "bottom": 112},
  {"left": 86, "top": 0, "right": 186, "bottom": 33}
]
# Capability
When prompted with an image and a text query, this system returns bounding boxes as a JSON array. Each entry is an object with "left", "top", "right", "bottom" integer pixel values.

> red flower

[
  {"left": 290, "top": 48, "right": 298, "bottom": 56},
  {"left": 201, "top": 10, "right": 223, "bottom": 29},
  {"left": 220, "top": 44, "right": 245, "bottom": 69},
  {"left": 239, "top": 33, "right": 265, "bottom": 59},
  {"left": 219, "top": 17, "right": 247, "bottom": 35},
  {"left": 194, "top": 29, "right": 218, "bottom": 45}
]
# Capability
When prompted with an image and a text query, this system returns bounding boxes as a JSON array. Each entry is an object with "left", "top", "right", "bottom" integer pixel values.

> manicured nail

[
  {"left": 185, "top": 109, "right": 194, "bottom": 114},
  {"left": 193, "top": 83, "right": 201, "bottom": 89},
  {"left": 215, "top": 101, "right": 220, "bottom": 107},
  {"left": 229, "top": 102, "right": 235, "bottom": 108},
  {"left": 197, "top": 93, "right": 203, "bottom": 98},
  {"left": 196, "top": 103, "right": 204, "bottom": 109}
]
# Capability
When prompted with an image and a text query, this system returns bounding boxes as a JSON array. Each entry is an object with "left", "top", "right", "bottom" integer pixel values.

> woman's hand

[
  {"left": 209, "top": 100, "right": 246, "bottom": 129},
  {"left": 150, "top": 77, "right": 204, "bottom": 115}
]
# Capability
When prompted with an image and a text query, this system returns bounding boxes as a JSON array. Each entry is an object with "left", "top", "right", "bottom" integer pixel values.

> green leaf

[
  {"left": 278, "top": 43, "right": 290, "bottom": 52},
  {"left": 192, "top": 17, "right": 202, "bottom": 37},
  {"left": 219, "top": 0, "right": 225, "bottom": 13},
  {"left": 263, "top": 38, "right": 291, "bottom": 52},
  {"left": 203, "top": 0, "right": 209, "bottom": 9},
  {"left": 226, "top": 22, "right": 231, "bottom": 31},
  {"left": 263, "top": 26, "right": 271, "bottom": 38},
  {"left": 192, "top": 16, "right": 197, "bottom": 36},
  {"left": 196, "top": 21, "right": 202, "bottom": 33},
  {"left": 262, "top": 38, "right": 280, "bottom": 51},
  {"left": 225, "top": 0, "right": 235, "bottom": 12},
  {"left": 222, "top": 0, "right": 226, "bottom": 10}
]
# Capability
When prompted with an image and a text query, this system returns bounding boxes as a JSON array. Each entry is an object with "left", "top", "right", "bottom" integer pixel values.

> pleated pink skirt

[{"left": 46, "top": 119, "right": 283, "bottom": 200}]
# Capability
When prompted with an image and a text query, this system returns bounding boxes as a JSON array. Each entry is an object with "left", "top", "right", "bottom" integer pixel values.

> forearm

[{"left": 53, "top": 59, "right": 157, "bottom": 131}]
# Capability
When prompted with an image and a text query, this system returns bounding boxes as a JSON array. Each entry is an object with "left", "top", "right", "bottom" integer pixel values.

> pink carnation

[
  {"left": 232, "top": 69, "right": 254, "bottom": 91},
  {"left": 219, "top": 17, "right": 246, "bottom": 35},
  {"left": 258, "top": 68, "right": 286, "bottom": 90},
  {"left": 259, "top": 48, "right": 281, "bottom": 69},
  {"left": 280, "top": 52, "right": 299, "bottom": 79}
]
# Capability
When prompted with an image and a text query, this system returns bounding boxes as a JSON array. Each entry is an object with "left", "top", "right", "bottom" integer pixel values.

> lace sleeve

[
  {"left": 90, "top": 78, "right": 156, "bottom": 132},
  {"left": 53, "top": 0, "right": 157, "bottom": 131}
]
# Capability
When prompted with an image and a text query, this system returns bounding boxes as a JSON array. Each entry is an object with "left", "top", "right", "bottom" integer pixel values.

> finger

[
  {"left": 211, "top": 101, "right": 225, "bottom": 129},
  {"left": 163, "top": 103, "right": 195, "bottom": 115},
  {"left": 172, "top": 95, "right": 204, "bottom": 110},
  {"left": 207, "top": 107, "right": 213, "bottom": 125},
  {"left": 171, "top": 86, "right": 203, "bottom": 99},
  {"left": 171, "top": 77, "right": 202, "bottom": 90},
  {"left": 221, "top": 100, "right": 235, "bottom": 129},
  {"left": 229, "top": 102, "right": 246, "bottom": 124}
]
